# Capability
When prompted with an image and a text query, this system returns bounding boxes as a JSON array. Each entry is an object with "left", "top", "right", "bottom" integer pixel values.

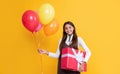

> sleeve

[
  {"left": 48, "top": 39, "right": 61, "bottom": 58},
  {"left": 78, "top": 37, "right": 91, "bottom": 62}
]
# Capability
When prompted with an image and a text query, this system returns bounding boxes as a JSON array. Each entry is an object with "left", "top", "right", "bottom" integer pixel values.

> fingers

[
  {"left": 38, "top": 49, "right": 46, "bottom": 54},
  {"left": 37, "top": 49, "right": 49, "bottom": 55},
  {"left": 79, "top": 62, "right": 87, "bottom": 72},
  {"left": 79, "top": 64, "right": 84, "bottom": 72}
]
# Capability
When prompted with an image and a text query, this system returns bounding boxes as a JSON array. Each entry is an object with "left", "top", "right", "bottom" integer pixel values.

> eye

[
  {"left": 69, "top": 26, "right": 71, "bottom": 29},
  {"left": 65, "top": 27, "right": 67, "bottom": 29},
  {"left": 65, "top": 27, "right": 68, "bottom": 30}
]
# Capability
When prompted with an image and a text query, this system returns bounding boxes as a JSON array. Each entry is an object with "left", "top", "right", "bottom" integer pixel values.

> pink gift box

[{"left": 61, "top": 47, "right": 87, "bottom": 72}]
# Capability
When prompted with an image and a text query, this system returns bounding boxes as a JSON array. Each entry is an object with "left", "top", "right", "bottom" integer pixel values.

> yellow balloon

[{"left": 38, "top": 3, "right": 55, "bottom": 25}]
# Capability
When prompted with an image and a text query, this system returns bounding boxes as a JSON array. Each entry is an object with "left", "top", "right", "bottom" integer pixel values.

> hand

[
  {"left": 79, "top": 62, "right": 86, "bottom": 72},
  {"left": 38, "top": 49, "right": 49, "bottom": 55}
]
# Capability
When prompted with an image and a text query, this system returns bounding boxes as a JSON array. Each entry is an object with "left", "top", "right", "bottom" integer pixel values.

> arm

[
  {"left": 78, "top": 37, "right": 91, "bottom": 63},
  {"left": 38, "top": 39, "right": 61, "bottom": 58},
  {"left": 48, "top": 39, "right": 61, "bottom": 58},
  {"left": 48, "top": 48, "right": 60, "bottom": 58}
]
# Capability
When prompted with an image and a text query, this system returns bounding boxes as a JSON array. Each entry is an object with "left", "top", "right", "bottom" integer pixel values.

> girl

[{"left": 38, "top": 21, "right": 91, "bottom": 74}]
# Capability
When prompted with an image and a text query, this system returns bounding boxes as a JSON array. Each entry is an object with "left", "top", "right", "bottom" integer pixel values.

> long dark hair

[{"left": 59, "top": 21, "right": 78, "bottom": 50}]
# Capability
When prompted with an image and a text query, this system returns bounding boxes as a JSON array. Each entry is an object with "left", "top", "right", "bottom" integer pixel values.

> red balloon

[{"left": 22, "top": 10, "right": 39, "bottom": 32}]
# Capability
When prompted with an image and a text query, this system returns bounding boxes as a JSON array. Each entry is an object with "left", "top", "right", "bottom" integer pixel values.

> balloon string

[
  {"left": 32, "top": 32, "right": 43, "bottom": 74},
  {"left": 32, "top": 32, "right": 39, "bottom": 48}
]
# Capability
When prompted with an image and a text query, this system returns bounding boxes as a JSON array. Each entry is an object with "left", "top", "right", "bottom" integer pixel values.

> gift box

[{"left": 61, "top": 47, "right": 87, "bottom": 72}]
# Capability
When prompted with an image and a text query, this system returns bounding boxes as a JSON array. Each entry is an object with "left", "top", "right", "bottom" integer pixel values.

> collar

[{"left": 65, "top": 34, "right": 73, "bottom": 45}]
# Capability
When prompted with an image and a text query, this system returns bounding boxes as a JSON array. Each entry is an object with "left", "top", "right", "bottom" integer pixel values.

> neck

[{"left": 67, "top": 34, "right": 73, "bottom": 36}]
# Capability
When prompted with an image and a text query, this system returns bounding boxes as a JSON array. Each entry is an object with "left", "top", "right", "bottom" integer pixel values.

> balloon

[
  {"left": 38, "top": 3, "right": 55, "bottom": 25},
  {"left": 34, "top": 23, "right": 42, "bottom": 32},
  {"left": 22, "top": 10, "right": 39, "bottom": 32},
  {"left": 43, "top": 20, "right": 59, "bottom": 36}
]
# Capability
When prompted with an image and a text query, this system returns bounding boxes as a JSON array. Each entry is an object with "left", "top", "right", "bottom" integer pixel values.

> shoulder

[
  {"left": 77, "top": 36, "right": 85, "bottom": 42},
  {"left": 58, "top": 38, "right": 62, "bottom": 44},
  {"left": 77, "top": 36, "right": 83, "bottom": 40},
  {"left": 59, "top": 38, "right": 62, "bottom": 42}
]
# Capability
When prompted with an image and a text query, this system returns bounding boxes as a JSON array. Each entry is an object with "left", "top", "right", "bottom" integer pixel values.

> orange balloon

[{"left": 43, "top": 20, "right": 59, "bottom": 36}]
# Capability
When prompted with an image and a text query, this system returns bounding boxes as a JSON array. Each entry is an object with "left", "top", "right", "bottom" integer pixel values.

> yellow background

[{"left": 0, "top": 0, "right": 120, "bottom": 74}]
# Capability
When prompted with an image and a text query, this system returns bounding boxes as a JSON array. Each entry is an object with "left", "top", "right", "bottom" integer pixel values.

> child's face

[{"left": 64, "top": 24, "right": 74, "bottom": 35}]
